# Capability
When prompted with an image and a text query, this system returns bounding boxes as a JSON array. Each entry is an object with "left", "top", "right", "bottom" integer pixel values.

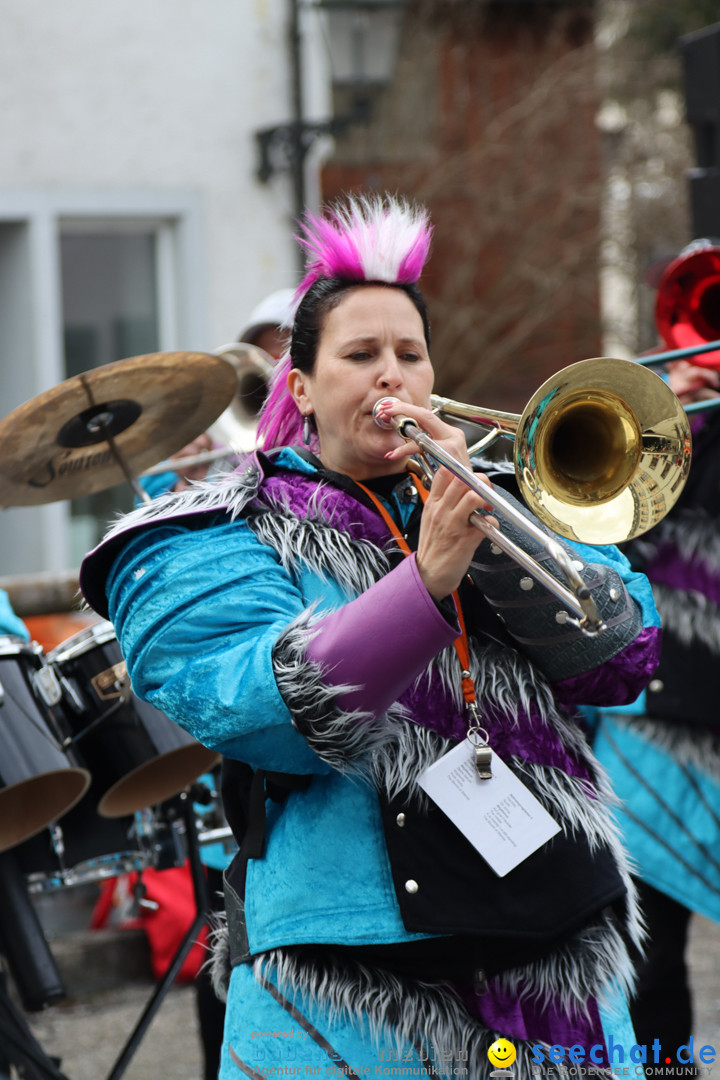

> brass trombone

[{"left": 374, "top": 356, "right": 692, "bottom": 635}]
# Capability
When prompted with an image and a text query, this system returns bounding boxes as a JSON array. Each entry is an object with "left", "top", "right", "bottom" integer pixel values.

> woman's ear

[{"left": 287, "top": 368, "right": 311, "bottom": 415}]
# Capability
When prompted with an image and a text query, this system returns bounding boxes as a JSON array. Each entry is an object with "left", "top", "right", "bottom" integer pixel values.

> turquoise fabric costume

[
  {"left": 0, "top": 589, "right": 29, "bottom": 640},
  {"left": 81, "top": 448, "right": 661, "bottom": 1078},
  {"left": 593, "top": 705, "right": 720, "bottom": 924}
]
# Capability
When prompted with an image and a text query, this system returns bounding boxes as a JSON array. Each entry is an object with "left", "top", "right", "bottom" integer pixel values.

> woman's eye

[
  {"left": 348, "top": 350, "right": 372, "bottom": 362},
  {"left": 400, "top": 351, "right": 421, "bottom": 363}
]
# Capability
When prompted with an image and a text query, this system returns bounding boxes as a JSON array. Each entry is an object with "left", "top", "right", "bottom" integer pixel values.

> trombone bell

[
  {"left": 515, "top": 357, "right": 691, "bottom": 544},
  {"left": 432, "top": 357, "right": 692, "bottom": 546}
]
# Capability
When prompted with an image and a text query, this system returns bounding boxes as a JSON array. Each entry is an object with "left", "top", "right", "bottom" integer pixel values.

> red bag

[{"left": 91, "top": 861, "right": 209, "bottom": 983}]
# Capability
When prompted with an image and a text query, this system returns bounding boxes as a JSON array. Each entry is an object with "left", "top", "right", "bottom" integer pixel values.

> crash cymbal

[{"left": 0, "top": 352, "right": 238, "bottom": 507}]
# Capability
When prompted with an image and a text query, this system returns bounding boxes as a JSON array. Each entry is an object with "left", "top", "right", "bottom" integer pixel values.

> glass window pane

[{"left": 60, "top": 228, "right": 161, "bottom": 563}]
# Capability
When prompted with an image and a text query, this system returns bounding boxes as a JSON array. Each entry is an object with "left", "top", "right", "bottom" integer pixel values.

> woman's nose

[{"left": 377, "top": 353, "right": 403, "bottom": 388}]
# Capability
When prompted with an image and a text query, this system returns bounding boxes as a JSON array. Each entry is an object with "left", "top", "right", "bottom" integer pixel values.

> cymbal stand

[
  {"left": 104, "top": 788, "right": 210, "bottom": 1080},
  {"left": 0, "top": 974, "right": 70, "bottom": 1080}
]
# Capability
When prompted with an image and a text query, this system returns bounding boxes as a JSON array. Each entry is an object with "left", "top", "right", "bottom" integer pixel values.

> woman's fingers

[
  {"left": 415, "top": 468, "right": 498, "bottom": 599},
  {"left": 377, "top": 400, "right": 471, "bottom": 467}
]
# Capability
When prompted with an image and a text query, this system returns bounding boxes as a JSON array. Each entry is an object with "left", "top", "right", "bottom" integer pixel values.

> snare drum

[
  {"left": 47, "top": 621, "right": 219, "bottom": 817},
  {"left": 14, "top": 803, "right": 154, "bottom": 892},
  {"left": 0, "top": 638, "right": 90, "bottom": 853}
]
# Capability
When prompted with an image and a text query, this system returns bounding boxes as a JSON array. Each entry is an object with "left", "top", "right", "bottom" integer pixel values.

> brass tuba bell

[
  {"left": 655, "top": 240, "right": 720, "bottom": 369},
  {"left": 209, "top": 341, "right": 277, "bottom": 451}
]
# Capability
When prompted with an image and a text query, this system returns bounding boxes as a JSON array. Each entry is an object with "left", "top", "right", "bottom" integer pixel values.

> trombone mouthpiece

[{"left": 372, "top": 397, "right": 400, "bottom": 429}]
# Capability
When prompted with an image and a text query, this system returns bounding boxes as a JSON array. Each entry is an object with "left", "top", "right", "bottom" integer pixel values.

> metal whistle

[{"left": 474, "top": 744, "right": 493, "bottom": 780}]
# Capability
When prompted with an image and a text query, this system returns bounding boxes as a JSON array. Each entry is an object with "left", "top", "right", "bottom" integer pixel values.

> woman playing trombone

[{"left": 80, "top": 194, "right": 661, "bottom": 1078}]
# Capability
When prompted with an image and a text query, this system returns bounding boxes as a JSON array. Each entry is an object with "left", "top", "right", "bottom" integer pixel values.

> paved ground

[{"left": 4, "top": 904, "right": 720, "bottom": 1079}]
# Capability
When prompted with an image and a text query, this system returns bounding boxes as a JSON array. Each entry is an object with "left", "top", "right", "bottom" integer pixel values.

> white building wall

[{"left": 0, "top": 0, "right": 332, "bottom": 574}]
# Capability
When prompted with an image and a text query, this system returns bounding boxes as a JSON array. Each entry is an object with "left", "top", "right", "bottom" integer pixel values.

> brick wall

[{"left": 321, "top": 2, "right": 602, "bottom": 414}]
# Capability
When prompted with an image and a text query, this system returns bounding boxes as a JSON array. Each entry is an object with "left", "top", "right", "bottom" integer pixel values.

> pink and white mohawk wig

[{"left": 257, "top": 193, "right": 433, "bottom": 452}]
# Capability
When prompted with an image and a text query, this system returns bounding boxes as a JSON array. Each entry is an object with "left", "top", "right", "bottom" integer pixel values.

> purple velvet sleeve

[
  {"left": 551, "top": 624, "right": 661, "bottom": 708},
  {"left": 306, "top": 553, "right": 461, "bottom": 716}
]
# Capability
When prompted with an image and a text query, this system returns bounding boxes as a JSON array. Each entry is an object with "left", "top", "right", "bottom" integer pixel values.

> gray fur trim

[
  {"left": 618, "top": 713, "right": 720, "bottom": 781},
  {"left": 249, "top": 503, "right": 389, "bottom": 597},
  {"left": 634, "top": 511, "right": 720, "bottom": 575},
  {"left": 253, "top": 947, "right": 616, "bottom": 1079},
  {"left": 101, "top": 460, "right": 260, "bottom": 542},
  {"left": 207, "top": 913, "right": 231, "bottom": 1004},
  {"left": 653, "top": 582, "right": 720, "bottom": 654},
  {"left": 273, "top": 610, "right": 404, "bottom": 779},
  {"left": 491, "top": 912, "right": 638, "bottom": 1021}
]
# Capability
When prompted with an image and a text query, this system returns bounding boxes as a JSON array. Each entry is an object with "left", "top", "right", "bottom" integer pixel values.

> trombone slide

[{"left": 373, "top": 399, "right": 603, "bottom": 634}]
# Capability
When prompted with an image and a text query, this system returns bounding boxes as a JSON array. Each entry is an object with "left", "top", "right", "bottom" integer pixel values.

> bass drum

[
  {"left": 47, "top": 621, "right": 219, "bottom": 818},
  {"left": 0, "top": 637, "right": 90, "bottom": 853}
]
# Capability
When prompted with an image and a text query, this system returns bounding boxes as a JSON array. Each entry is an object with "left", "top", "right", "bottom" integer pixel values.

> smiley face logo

[{"left": 488, "top": 1038, "right": 517, "bottom": 1070}]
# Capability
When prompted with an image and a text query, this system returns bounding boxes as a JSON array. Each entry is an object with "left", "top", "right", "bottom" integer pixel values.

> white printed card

[{"left": 418, "top": 740, "right": 561, "bottom": 877}]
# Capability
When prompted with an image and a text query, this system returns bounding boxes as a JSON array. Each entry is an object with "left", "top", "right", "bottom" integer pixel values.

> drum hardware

[
  {"left": 16, "top": 798, "right": 188, "bottom": 897},
  {"left": 0, "top": 350, "right": 238, "bottom": 508},
  {"left": 7, "top": 790, "right": 215, "bottom": 1079},
  {"left": 103, "top": 789, "right": 211, "bottom": 1080},
  {"left": 19, "top": 811, "right": 156, "bottom": 895},
  {"left": 30, "top": 664, "right": 63, "bottom": 709},
  {"left": 0, "top": 971, "right": 70, "bottom": 1080}
]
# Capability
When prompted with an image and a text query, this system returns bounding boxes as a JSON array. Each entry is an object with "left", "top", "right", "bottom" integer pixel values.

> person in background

[
  {"left": 142, "top": 289, "right": 294, "bottom": 500},
  {"left": 591, "top": 349, "right": 720, "bottom": 1072},
  {"left": 80, "top": 193, "right": 661, "bottom": 1079},
  {"left": 237, "top": 288, "right": 294, "bottom": 361}
]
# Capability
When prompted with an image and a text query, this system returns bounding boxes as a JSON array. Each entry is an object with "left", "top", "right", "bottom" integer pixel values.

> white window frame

[{"left": 0, "top": 189, "right": 206, "bottom": 575}]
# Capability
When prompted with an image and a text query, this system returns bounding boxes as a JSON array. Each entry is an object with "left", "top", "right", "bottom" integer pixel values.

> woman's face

[{"left": 288, "top": 285, "right": 434, "bottom": 481}]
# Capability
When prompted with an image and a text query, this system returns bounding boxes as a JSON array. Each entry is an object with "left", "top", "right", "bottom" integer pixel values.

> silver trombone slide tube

[
  {"left": 634, "top": 338, "right": 720, "bottom": 366},
  {"left": 141, "top": 446, "right": 234, "bottom": 477},
  {"left": 372, "top": 399, "right": 603, "bottom": 635},
  {"left": 634, "top": 343, "right": 720, "bottom": 415}
]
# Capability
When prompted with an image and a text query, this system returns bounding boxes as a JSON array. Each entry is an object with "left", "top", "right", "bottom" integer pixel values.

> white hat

[{"left": 238, "top": 288, "right": 295, "bottom": 344}]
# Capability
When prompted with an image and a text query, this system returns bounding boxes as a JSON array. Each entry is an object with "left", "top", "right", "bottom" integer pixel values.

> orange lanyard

[
  {"left": 355, "top": 475, "right": 477, "bottom": 709},
  {"left": 355, "top": 475, "right": 492, "bottom": 777}
]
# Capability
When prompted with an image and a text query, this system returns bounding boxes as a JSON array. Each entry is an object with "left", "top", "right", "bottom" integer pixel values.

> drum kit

[{"left": 0, "top": 350, "right": 244, "bottom": 1079}]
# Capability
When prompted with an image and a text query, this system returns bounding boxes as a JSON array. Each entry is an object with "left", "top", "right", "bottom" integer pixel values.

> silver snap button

[
  {"left": 404, "top": 879, "right": 419, "bottom": 894},
  {"left": 396, "top": 813, "right": 406, "bottom": 828},
  {"left": 520, "top": 576, "right": 534, "bottom": 591},
  {"left": 555, "top": 610, "right": 568, "bottom": 624},
  {"left": 648, "top": 679, "right": 664, "bottom": 693},
  {"left": 609, "top": 587, "right": 619, "bottom": 601}
]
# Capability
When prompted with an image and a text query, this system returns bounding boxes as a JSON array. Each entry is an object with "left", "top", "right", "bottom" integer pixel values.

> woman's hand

[
  {"left": 378, "top": 400, "right": 474, "bottom": 471},
  {"left": 667, "top": 359, "right": 720, "bottom": 404},
  {"left": 376, "top": 401, "right": 497, "bottom": 600},
  {"left": 169, "top": 432, "right": 214, "bottom": 492}
]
